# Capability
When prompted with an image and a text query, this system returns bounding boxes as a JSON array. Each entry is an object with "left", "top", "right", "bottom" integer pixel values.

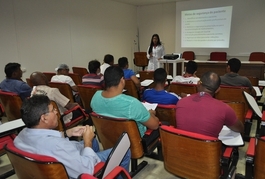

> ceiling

[{"left": 110, "top": 0, "right": 188, "bottom": 6}]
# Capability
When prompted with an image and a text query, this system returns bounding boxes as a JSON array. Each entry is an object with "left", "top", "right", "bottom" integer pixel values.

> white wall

[
  {"left": 137, "top": 0, "right": 265, "bottom": 61},
  {"left": 0, "top": 0, "right": 137, "bottom": 80}
]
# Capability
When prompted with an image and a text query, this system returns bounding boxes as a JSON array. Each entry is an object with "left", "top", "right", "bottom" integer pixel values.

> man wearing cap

[
  {"left": 0, "top": 62, "right": 32, "bottom": 100},
  {"left": 51, "top": 64, "right": 78, "bottom": 93}
]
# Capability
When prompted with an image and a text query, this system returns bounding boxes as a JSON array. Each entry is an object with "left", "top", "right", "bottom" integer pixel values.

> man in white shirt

[
  {"left": 51, "top": 64, "right": 77, "bottom": 93},
  {"left": 100, "top": 54, "right": 114, "bottom": 75},
  {"left": 172, "top": 60, "right": 200, "bottom": 84}
]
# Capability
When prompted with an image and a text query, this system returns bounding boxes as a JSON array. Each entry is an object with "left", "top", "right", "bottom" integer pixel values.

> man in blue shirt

[
  {"left": 14, "top": 95, "right": 130, "bottom": 179},
  {"left": 143, "top": 68, "right": 180, "bottom": 105},
  {"left": 0, "top": 63, "right": 32, "bottom": 100}
]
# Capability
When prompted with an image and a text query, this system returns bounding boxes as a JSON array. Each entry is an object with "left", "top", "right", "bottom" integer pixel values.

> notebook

[{"left": 95, "top": 132, "right": 130, "bottom": 178}]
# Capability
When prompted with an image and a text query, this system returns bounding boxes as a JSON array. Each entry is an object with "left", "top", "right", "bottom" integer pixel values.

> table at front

[
  {"left": 159, "top": 59, "right": 185, "bottom": 77},
  {"left": 193, "top": 60, "right": 265, "bottom": 80}
]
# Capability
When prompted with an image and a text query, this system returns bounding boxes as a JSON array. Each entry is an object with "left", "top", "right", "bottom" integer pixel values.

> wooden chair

[
  {"left": 77, "top": 85, "right": 102, "bottom": 111},
  {"left": 0, "top": 91, "right": 22, "bottom": 121},
  {"left": 4, "top": 142, "right": 105, "bottom": 179},
  {"left": 124, "top": 79, "right": 139, "bottom": 100},
  {"left": 138, "top": 71, "right": 154, "bottom": 82},
  {"left": 72, "top": 67, "right": 89, "bottom": 77},
  {"left": 215, "top": 85, "right": 253, "bottom": 139},
  {"left": 155, "top": 104, "right": 176, "bottom": 127},
  {"left": 182, "top": 51, "right": 195, "bottom": 60},
  {"left": 246, "top": 76, "right": 259, "bottom": 86},
  {"left": 0, "top": 135, "right": 16, "bottom": 178},
  {"left": 26, "top": 78, "right": 34, "bottom": 88},
  {"left": 48, "top": 82, "right": 75, "bottom": 103},
  {"left": 249, "top": 52, "right": 265, "bottom": 63},
  {"left": 244, "top": 137, "right": 265, "bottom": 179},
  {"left": 209, "top": 52, "right": 227, "bottom": 61},
  {"left": 68, "top": 73, "right": 82, "bottom": 85},
  {"left": 51, "top": 101, "right": 88, "bottom": 131},
  {"left": 90, "top": 112, "right": 160, "bottom": 177},
  {"left": 43, "top": 72, "right": 56, "bottom": 81},
  {"left": 168, "top": 82, "right": 197, "bottom": 95},
  {"left": 133, "top": 52, "right": 149, "bottom": 71},
  {"left": 160, "top": 125, "right": 238, "bottom": 179}
]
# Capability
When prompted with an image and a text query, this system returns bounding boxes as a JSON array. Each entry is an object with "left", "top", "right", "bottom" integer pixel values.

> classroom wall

[
  {"left": 137, "top": 0, "right": 265, "bottom": 61},
  {"left": 1, "top": 0, "right": 264, "bottom": 81},
  {"left": 0, "top": 0, "right": 138, "bottom": 80}
]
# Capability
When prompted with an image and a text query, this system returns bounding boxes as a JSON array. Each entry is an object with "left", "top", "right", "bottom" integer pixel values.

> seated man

[
  {"left": 118, "top": 57, "right": 140, "bottom": 90},
  {"left": 51, "top": 64, "right": 78, "bottom": 93},
  {"left": 220, "top": 58, "right": 256, "bottom": 96},
  {"left": 0, "top": 62, "right": 32, "bottom": 100},
  {"left": 172, "top": 60, "right": 200, "bottom": 84},
  {"left": 82, "top": 60, "right": 104, "bottom": 88},
  {"left": 91, "top": 66, "right": 159, "bottom": 137},
  {"left": 14, "top": 95, "right": 130, "bottom": 179},
  {"left": 176, "top": 71, "right": 244, "bottom": 138},
  {"left": 30, "top": 71, "right": 91, "bottom": 125},
  {"left": 143, "top": 68, "right": 180, "bottom": 105},
  {"left": 100, "top": 54, "right": 114, "bottom": 75}
]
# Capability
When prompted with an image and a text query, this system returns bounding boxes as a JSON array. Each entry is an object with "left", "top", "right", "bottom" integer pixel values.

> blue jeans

[{"left": 92, "top": 138, "right": 131, "bottom": 172}]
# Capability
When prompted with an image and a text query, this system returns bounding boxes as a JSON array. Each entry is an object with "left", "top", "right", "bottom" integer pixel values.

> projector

[{"left": 163, "top": 53, "right": 181, "bottom": 60}]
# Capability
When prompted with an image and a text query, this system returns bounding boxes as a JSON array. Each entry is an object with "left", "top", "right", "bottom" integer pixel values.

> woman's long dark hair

[{"left": 148, "top": 34, "right": 162, "bottom": 55}]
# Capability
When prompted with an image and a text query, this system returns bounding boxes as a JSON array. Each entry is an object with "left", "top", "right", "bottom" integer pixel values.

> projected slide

[{"left": 181, "top": 6, "right": 232, "bottom": 48}]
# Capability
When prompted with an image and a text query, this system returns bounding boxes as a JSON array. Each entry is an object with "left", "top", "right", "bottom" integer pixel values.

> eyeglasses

[{"left": 44, "top": 107, "right": 57, "bottom": 115}]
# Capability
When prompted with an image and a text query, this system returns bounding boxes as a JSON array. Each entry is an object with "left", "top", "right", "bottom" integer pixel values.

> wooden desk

[{"left": 193, "top": 60, "right": 265, "bottom": 80}]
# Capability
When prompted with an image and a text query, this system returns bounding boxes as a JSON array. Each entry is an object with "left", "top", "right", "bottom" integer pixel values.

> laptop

[{"left": 94, "top": 132, "right": 130, "bottom": 178}]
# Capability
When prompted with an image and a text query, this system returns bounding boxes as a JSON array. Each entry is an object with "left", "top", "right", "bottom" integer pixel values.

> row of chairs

[{"left": 134, "top": 51, "right": 265, "bottom": 71}]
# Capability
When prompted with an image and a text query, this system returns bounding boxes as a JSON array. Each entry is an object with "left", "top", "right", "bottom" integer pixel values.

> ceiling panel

[{"left": 110, "top": 0, "right": 187, "bottom": 6}]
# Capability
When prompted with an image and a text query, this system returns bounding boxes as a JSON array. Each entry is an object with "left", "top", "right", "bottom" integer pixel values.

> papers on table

[
  {"left": 253, "top": 86, "right": 262, "bottom": 96},
  {"left": 258, "top": 80, "right": 265, "bottom": 86},
  {"left": 0, "top": 118, "right": 25, "bottom": 133},
  {"left": 141, "top": 79, "right": 154, "bottom": 87},
  {"left": 142, "top": 102, "right": 157, "bottom": 110},
  {"left": 218, "top": 126, "right": 244, "bottom": 146}
]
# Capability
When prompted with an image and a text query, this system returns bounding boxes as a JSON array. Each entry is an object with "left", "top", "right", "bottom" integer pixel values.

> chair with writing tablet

[
  {"left": 79, "top": 132, "right": 131, "bottom": 179},
  {"left": 51, "top": 101, "right": 88, "bottom": 132},
  {"left": 43, "top": 72, "right": 56, "bottom": 82},
  {"left": 77, "top": 85, "right": 102, "bottom": 111},
  {"left": 124, "top": 79, "right": 140, "bottom": 100},
  {"left": 243, "top": 91, "right": 265, "bottom": 137},
  {"left": 168, "top": 82, "right": 197, "bottom": 96},
  {"left": 72, "top": 67, "right": 89, "bottom": 78},
  {"left": 90, "top": 112, "right": 160, "bottom": 177},
  {"left": 215, "top": 85, "right": 253, "bottom": 140},
  {"left": 4, "top": 141, "right": 112, "bottom": 179},
  {"left": 240, "top": 136, "right": 265, "bottom": 179},
  {"left": 68, "top": 73, "right": 82, "bottom": 85},
  {"left": 155, "top": 104, "right": 177, "bottom": 127},
  {"left": 159, "top": 125, "right": 238, "bottom": 179},
  {"left": 0, "top": 91, "right": 22, "bottom": 121},
  {"left": 48, "top": 82, "right": 75, "bottom": 103}
]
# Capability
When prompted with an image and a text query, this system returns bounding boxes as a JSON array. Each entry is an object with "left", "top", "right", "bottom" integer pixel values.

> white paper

[
  {"left": 0, "top": 119, "right": 25, "bottom": 133},
  {"left": 141, "top": 79, "right": 154, "bottom": 87},
  {"left": 253, "top": 86, "right": 262, "bottom": 96},
  {"left": 218, "top": 126, "right": 244, "bottom": 146},
  {"left": 258, "top": 80, "right": 265, "bottom": 87},
  {"left": 142, "top": 102, "right": 158, "bottom": 110}
]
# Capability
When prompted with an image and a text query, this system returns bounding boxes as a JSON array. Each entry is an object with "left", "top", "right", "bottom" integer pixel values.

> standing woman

[{"left": 146, "top": 34, "right": 165, "bottom": 70}]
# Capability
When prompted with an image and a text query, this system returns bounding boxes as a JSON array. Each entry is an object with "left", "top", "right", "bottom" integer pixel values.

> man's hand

[
  {"left": 66, "top": 126, "right": 86, "bottom": 137},
  {"left": 83, "top": 125, "right": 95, "bottom": 148}
]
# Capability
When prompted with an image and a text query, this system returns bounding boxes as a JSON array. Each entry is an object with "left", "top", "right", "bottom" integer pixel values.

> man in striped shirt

[{"left": 82, "top": 60, "right": 104, "bottom": 88}]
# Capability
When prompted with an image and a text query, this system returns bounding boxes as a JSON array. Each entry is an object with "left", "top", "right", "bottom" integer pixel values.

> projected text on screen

[{"left": 181, "top": 6, "right": 232, "bottom": 48}]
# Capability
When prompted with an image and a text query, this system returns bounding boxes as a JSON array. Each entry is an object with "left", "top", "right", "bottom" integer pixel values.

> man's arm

[
  {"left": 131, "top": 75, "right": 141, "bottom": 90},
  {"left": 142, "top": 110, "right": 159, "bottom": 130},
  {"left": 227, "top": 120, "right": 244, "bottom": 133}
]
